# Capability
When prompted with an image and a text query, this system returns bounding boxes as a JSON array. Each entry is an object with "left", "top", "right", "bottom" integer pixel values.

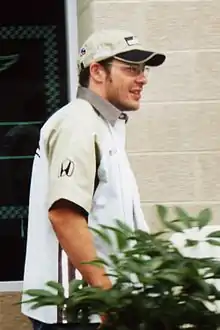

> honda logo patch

[{"left": 59, "top": 159, "right": 75, "bottom": 177}]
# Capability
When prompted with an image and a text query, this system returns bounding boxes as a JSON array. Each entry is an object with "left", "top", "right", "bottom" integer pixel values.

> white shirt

[{"left": 22, "top": 87, "right": 149, "bottom": 323}]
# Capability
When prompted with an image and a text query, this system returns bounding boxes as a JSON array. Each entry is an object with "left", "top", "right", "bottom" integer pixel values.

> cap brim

[{"left": 115, "top": 49, "right": 166, "bottom": 67}]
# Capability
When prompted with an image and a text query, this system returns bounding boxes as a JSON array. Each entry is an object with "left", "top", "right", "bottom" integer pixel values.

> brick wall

[{"left": 77, "top": 0, "right": 220, "bottom": 230}]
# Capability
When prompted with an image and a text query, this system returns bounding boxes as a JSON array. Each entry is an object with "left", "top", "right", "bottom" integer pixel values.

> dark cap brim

[{"left": 115, "top": 49, "right": 166, "bottom": 67}]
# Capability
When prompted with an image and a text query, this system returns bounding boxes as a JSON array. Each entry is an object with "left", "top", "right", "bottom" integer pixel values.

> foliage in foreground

[{"left": 22, "top": 206, "right": 220, "bottom": 329}]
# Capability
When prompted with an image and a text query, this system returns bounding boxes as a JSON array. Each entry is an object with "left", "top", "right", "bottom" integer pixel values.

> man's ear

[{"left": 90, "top": 62, "right": 106, "bottom": 83}]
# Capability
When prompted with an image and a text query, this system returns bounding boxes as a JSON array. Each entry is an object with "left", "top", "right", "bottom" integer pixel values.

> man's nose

[{"left": 136, "top": 72, "right": 148, "bottom": 85}]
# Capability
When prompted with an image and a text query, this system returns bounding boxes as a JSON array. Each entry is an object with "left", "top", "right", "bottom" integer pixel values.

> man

[{"left": 22, "top": 29, "right": 166, "bottom": 329}]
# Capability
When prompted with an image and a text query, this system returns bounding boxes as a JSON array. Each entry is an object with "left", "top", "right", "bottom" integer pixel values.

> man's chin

[
  {"left": 124, "top": 101, "right": 140, "bottom": 111},
  {"left": 112, "top": 100, "right": 140, "bottom": 112}
]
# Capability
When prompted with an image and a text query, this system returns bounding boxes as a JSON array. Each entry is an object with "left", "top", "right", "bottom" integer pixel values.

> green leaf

[
  {"left": 207, "top": 239, "right": 220, "bottom": 247},
  {"left": 23, "top": 289, "right": 55, "bottom": 298},
  {"left": 197, "top": 279, "right": 212, "bottom": 295},
  {"left": 30, "top": 302, "right": 48, "bottom": 310},
  {"left": 46, "top": 281, "right": 65, "bottom": 296},
  {"left": 163, "top": 221, "right": 183, "bottom": 233},
  {"left": 147, "top": 258, "right": 163, "bottom": 271},
  {"left": 100, "top": 225, "right": 128, "bottom": 250},
  {"left": 83, "top": 258, "right": 109, "bottom": 268},
  {"left": 30, "top": 297, "right": 63, "bottom": 310},
  {"left": 90, "top": 227, "right": 112, "bottom": 246},
  {"left": 197, "top": 209, "right": 212, "bottom": 228},
  {"left": 185, "top": 239, "right": 198, "bottom": 247},
  {"left": 114, "top": 233, "right": 128, "bottom": 251},
  {"left": 151, "top": 231, "right": 166, "bottom": 238},
  {"left": 21, "top": 294, "right": 65, "bottom": 309},
  {"left": 156, "top": 205, "right": 168, "bottom": 223},
  {"left": 109, "top": 254, "right": 120, "bottom": 265},
  {"left": 207, "top": 231, "right": 220, "bottom": 238},
  {"left": 126, "top": 260, "right": 143, "bottom": 274},
  {"left": 115, "top": 220, "right": 132, "bottom": 235},
  {"left": 18, "top": 297, "right": 39, "bottom": 305},
  {"left": 69, "top": 280, "right": 85, "bottom": 295},
  {"left": 174, "top": 207, "right": 192, "bottom": 228},
  {"left": 175, "top": 207, "right": 189, "bottom": 219},
  {"left": 156, "top": 273, "right": 180, "bottom": 284}
]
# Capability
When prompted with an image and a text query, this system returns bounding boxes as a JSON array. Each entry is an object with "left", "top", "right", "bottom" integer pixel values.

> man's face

[{"left": 103, "top": 59, "right": 148, "bottom": 111}]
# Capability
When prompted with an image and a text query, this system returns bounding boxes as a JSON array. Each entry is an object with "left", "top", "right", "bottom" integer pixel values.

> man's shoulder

[
  {"left": 41, "top": 98, "right": 97, "bottom": 135},
  {"left": 46, "top": 98, "right": 94, "bottom": 123}
]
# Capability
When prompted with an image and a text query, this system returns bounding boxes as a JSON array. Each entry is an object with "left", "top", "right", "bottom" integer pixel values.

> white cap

[{"left": 78, "top": 29, "right": 166, "bottom": 73}]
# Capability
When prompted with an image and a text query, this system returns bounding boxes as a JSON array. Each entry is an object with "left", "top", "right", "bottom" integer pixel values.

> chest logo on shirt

[{"left": 59, "top": 159, "right": 75, "bottom": 177}]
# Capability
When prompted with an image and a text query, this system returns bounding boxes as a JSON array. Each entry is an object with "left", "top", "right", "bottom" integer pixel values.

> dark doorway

[{"left": 0, "top": 0, "right": 68, "bottom": 281}]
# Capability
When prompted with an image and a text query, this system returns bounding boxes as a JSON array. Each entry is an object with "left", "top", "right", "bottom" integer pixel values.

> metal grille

[{"left": 0, "top": 25, "right": 60, "bottom": 114}]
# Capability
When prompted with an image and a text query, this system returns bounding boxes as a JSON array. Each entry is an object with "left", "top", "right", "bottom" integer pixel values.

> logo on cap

[
  {"left": 124, "top": 36, "right": 139, "bottom": 46},
  {"left": 59, "top": 159, "right": 75, "bottom": 177},
  {"left": 79, "top": 47, "right": 86, "bottom": 56}
]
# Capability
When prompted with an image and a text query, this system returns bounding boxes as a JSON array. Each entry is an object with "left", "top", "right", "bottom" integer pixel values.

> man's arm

[
  {"left": 49, "top": 199, "right": 112, "bottom": 290},
  {"left": 46, "top": 111, "right": 111, "bottom": 289}
]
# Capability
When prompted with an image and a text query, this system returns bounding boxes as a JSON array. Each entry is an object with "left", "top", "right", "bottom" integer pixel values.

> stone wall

[{"left": 77, "top": 0, "right": 220, "bottom": 230}]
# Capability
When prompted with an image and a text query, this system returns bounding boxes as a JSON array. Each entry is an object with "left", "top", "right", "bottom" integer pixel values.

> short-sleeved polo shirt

[{"left": 22, "top": 87, "right": 149, "bottom": 324}]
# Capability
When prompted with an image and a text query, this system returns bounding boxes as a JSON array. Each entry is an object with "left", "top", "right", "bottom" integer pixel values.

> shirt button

[
  {"left": 109, "top": 148, "right": 117, "bottom": 156},
  {"left": 119, "top": 112, "right": 128, "bottom": 122}
]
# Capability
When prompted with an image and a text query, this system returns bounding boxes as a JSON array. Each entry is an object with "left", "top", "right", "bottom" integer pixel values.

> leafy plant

[{"left": 21, "top": 206, "right": 220, "bottom": 329}]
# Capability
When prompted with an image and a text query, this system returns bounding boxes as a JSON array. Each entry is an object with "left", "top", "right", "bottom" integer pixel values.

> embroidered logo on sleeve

[{"left": 59, "top": 159, "right": 75, "bottom": 177}]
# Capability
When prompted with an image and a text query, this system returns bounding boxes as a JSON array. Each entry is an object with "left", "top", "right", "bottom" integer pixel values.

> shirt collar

[{"left": 77, "top": 87, "right": 128, "bottom": 126}]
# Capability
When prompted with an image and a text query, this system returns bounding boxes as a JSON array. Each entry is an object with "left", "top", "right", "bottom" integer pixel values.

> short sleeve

[{"left": 47, "top": 117, "right": 96, "bottom": 213}]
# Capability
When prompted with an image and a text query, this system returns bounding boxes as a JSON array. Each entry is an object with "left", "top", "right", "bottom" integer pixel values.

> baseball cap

[{"left": 78, "top": 29, "right": 166, "bottom": 73}]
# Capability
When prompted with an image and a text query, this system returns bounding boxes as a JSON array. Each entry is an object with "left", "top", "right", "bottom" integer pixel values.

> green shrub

[{"left": 21, "top": 206, "right": 220, "bottom": 329}]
